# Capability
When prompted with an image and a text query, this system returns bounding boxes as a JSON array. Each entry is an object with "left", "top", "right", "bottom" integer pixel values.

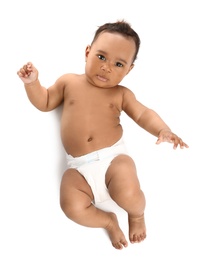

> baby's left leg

[{"left": 106, "top": 154, "right": 146, "bottom": 243}]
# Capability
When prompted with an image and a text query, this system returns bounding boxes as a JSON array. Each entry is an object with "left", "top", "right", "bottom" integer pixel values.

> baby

[{"left": 17, "top": 20, "right": 188, "bottom": 250}]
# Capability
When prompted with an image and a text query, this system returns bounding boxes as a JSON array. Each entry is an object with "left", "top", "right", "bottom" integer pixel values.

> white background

[{"left": 1, "top": 0, "right": 208, "bottom": 259}]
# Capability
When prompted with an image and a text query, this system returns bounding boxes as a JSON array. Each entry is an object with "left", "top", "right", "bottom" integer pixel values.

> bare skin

[{"left": 17, "top": 31, "right": 188, "bottom": 249}]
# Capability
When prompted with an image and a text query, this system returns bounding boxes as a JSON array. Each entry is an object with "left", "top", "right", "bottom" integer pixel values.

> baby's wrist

[
  {"left": 24, "top": 78, "right": 39, "bottom": 87},
  {"left": 158, "top": 128, "right": 171, "bottom": 136}
]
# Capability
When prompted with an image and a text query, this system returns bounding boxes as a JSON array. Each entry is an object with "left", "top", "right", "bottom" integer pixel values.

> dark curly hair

[{"left": 91, "top": 20, "right": 141, "bottom": 63}]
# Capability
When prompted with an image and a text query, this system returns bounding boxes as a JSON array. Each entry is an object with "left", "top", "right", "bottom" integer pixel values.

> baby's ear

[
  {"left": 126, "top": 64, "right": 134, "bottom": 75},
  {"left": 85, "top": 45, "right": 91, "bottom": 61}
]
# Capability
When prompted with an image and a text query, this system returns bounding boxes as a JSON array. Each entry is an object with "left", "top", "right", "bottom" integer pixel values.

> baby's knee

[
  {"left": 112, "top": 154, "right": 136, "bottom": 170},
  {"left": 60, "top": 198, "right": 74, "bottom": 217},
  {"left": 60, "top": 191, "right": 93, "bottom": 221},
  {"left": 60, "top": 198, "right": 83, "bottom": 220}
]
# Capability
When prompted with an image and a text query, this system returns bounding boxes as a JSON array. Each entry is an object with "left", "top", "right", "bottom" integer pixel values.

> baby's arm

[
  {"left": 17, "top": 62, "right": 64, "bottom": 111},
  {"left": 137, "top": 109, "right": 188, "bottom": 149},
  {"left": 122, "top": 87, "right": 188, "bottom": 149}
]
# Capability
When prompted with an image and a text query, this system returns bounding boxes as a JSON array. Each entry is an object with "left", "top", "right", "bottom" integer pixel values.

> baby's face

[{"left": 85, "top": 32, "right": 135, "bottom": 88}]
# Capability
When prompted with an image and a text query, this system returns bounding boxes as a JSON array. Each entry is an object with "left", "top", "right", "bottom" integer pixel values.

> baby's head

[{"left": 91, "top": 20, "right": 141, "bottom": 63}]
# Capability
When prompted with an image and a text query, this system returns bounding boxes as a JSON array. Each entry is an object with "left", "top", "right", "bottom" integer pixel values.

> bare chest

[{"left": 64, "top": 85, "right": 122, "bottom": 117}]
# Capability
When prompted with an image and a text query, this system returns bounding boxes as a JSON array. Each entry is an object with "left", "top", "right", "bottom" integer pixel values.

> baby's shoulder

[
  {"left": 57, "top": 73, "right": 81, "bottom": 82},
  {"left": 117, "top": 84, "right": 134, "bottom": 96},
  {"left": 55, "top": 73, "right": 84, "bottom": 88}
]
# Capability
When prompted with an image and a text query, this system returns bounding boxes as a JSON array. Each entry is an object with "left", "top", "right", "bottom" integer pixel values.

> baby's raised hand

[
  {"left": 156, "top": 129, "right": 189, "bottom": 149},
  {"left": 17, "top": 62, "right": 38, "bottom": 84}
]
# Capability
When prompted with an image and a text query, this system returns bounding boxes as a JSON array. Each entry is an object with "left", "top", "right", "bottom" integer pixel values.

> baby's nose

[{"left": 100, "top": 62, "right": 112, "bottom": 72}]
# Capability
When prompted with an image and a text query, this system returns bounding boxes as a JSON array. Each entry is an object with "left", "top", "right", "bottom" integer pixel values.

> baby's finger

[
  {"left": 23, "top": 64, "right": 31, "bottom": 72},
  {"left": 181, "top": 141, "right": 189, "bottom": 149},
  {"left": 17, "top": 71, "right": 22, "bottom": 77},
  {"left": 19, "top": 68, "right": 30, "bottom": 77},
  {"left": 172, "top": 136, "right": 182, "bottom": 149},
  {"left": 156, "top": 137, "right": 162, "bottom": 145},
  {"left": 17, "top": 68, "right": 25, "bottom": 77}
]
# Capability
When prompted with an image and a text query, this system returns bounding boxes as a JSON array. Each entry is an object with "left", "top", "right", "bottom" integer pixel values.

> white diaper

[{"left": 66, "top": 137, "right": 128, "bottom": 204}]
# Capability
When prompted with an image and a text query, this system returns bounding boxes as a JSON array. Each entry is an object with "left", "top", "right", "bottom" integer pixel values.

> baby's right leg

[{"left": 60, "top": 168, "right": 128, "bottom": 249}]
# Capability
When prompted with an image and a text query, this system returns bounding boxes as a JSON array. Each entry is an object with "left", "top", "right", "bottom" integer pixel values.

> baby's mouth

[{"left": 97, "top": 75, "right": 108, "bottom": 82}]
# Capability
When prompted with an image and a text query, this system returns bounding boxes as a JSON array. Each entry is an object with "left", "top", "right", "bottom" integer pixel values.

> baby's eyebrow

[{"left": 96, "top": 49, "right": 128, "bottom": 64}]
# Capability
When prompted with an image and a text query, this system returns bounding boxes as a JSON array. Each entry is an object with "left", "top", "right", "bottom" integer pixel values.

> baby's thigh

[
  {"left": 105, "top": 154, "right": 140, "bottom": 190},
  {"left": 60, "top": 168, "right": 94, "bottom": 210}
]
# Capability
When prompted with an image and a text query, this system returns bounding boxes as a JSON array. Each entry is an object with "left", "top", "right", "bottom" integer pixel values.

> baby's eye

[
  {"left": 115, "top": 62, "right": 123, "bottom": 67},
  {"left": 98, "top": 55, "right": 106, "bottom": 61}
]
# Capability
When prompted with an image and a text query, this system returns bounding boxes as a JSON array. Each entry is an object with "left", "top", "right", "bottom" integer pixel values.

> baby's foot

[
  {"left": 128, "top": 213, "right": 146, "bottom": 243},
  {"left": 105, "top": 213, "right": 128, "bottom": 250}
]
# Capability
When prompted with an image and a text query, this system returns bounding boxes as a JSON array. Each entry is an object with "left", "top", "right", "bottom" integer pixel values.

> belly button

[{"left": 87, "top": 137, "right": 93, "bottom": 142}]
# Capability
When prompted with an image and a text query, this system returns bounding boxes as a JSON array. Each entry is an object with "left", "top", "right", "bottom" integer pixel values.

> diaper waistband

[{"left": 66, "top": 137, "right": 127, "bottom": 168}]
